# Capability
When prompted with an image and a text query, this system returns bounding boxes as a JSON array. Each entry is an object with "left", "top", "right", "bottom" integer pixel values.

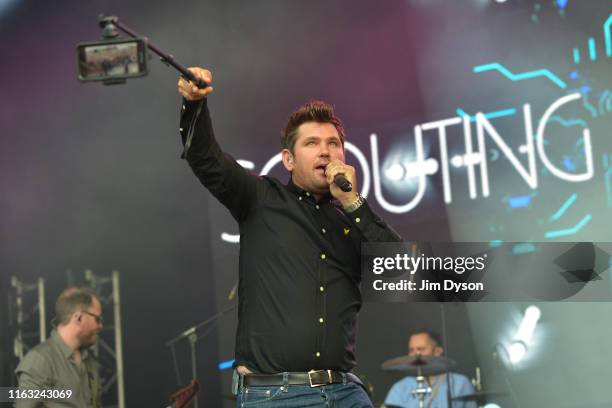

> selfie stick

[{"left": 98, "top": 15, "right": 208, "bottom": 88}]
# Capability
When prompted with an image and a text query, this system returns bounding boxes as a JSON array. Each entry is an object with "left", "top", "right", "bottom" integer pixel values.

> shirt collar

[
  {"left": 51, "top": 330, "right": 74, "bottom": 359},
  {"left": 287, "top": 177, "right": 333, "bottom": 203},
  {"left": 50, "top": 329, "right": 90, "bottom": 360}
]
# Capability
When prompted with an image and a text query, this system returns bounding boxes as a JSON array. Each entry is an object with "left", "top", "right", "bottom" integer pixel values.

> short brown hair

[
  {"left": 411, "top": 329, "right": 442, "bottom": 347},
  {"left": 55, "top": 287, "right": 99, "bottom": 326},
  {"left": 281, "top": 100, "right": 346, "bottom": 153}
]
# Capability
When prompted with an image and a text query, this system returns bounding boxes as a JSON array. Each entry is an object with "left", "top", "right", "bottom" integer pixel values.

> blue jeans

[{"left": 236, "top": 381, "right": 373, "bottom": 407}]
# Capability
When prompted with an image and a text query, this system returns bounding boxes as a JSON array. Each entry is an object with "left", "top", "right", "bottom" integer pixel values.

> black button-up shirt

[{"left": 180, "top": 99, "right": 402, "bottom": 374}]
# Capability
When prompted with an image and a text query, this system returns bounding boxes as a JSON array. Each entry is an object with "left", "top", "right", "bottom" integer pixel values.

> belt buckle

[{"left": 308, "top": 370, "right": 333, "bottom": 387}]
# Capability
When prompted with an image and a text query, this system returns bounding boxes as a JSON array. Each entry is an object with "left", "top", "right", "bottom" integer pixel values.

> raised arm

[{"left": 177, "top": 67, "right": 260, "bottom": 222}]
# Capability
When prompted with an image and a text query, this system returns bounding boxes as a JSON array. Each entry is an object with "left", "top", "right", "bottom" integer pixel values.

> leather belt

[{"left": 242, "top": 370, "right": 345, "bottom": 387}]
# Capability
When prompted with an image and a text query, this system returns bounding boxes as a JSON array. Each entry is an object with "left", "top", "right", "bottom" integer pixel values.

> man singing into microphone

[{"left": 177, "top": 67, "right": 402, "bottom": 407}]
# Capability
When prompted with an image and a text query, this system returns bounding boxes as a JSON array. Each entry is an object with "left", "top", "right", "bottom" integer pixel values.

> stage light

[
  {"left": 385, "top": 163, "right": 405, "bottom": 181},
  {"left": 515, "top": 305, "right": 541, "bottom": 344},
  {"left": 218, "top": 359, "right": 235, "bottom": 370},
  {"left": 496, "top": 305, "right": 542, "bottom": 369},
  {"left": 507, "top": 340, "right": 527, "bottom": 364},
  {"left": 221, "top": 233, "right": 239, "bottom": 243}
]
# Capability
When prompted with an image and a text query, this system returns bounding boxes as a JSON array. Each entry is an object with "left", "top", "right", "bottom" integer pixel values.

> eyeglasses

[{"left": 80, "top": 310, "right": 103, "bottom": 324}]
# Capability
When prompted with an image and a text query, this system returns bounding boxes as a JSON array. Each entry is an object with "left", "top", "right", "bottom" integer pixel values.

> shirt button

[
  {"left": 320, "top": 286, "right": 325, "bottom": 292},
  {"left": 355, "top": 217, "right": 361, "bottom": 223},
  {"left": 306, "top": 192, "right": 310, "bottom": 196},
  {"left": 320, "top": 253, "right": 326, "bottom": 260},
  {"left": 182, "top": 105, "right": 185, "bottom": 111},
  {"left": 319, "top": 318, "right": 324, "bottom": 324},
  {"left": 315, "top": 352, "right": 321, "bottom": 357},
  {"left": 321, "top": 228, "right": 326, "bottom": 234},
  {"left": 315, "top": 205, "right": 320, "bottom": 210},
  {"left": 299, "top": 196, "right": 303, "bottom": 201},
  {"left": 179, "top": 127, "right": 184, "bottom": 132}
]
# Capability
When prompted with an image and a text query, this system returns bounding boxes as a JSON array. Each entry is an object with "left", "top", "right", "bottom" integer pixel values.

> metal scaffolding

[
  {"left": 7, "top": 270, "right": 125, "bottom": 408},
  {"left": 84, "top": 269, "right": 126, "bottom": 408},
  {"left": 10, "top": 276, "right": 46, "bottom": 360}
]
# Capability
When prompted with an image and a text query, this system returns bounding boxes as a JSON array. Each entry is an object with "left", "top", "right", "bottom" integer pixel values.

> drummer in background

[{"left": 384, "top": 330, "right": 476, "bottom": 408}]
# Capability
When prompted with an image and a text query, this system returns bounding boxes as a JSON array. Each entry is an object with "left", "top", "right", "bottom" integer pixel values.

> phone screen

[{"left": 77, "top": 39, "right": 147, "bottom": 81}]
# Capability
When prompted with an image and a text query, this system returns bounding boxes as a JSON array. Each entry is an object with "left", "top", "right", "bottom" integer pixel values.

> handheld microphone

[
  {"left": 334, "top": 174, "right": 352, "bottom": 192},
  {"left": 324, "top": 163, "right": 353, "bottom": 192}
]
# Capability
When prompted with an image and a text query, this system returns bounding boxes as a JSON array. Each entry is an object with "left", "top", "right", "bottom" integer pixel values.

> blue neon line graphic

[
  {"left": 605, "top": 166, "right": 612, "bottom": 208},
  {"left": 605, "top": 14, "right": 612, "bottom": 57},
  {"left": 218, "top": 359, "right": 235, "bottom": 370},
  {"left": 508, "top": 195, "right": 532, "bottom": 209},
  {"left": 582, "top": 94, "right": 598, "bottom": 117},
  {"left": 566, "top": 87, "right": 584, "bottom": 94},
  {"left": 549, "top": 193, "right": 577, "bottom": 222},
  {"left": 512, "top": 243, "right": 537, "bottom": 255},
  {"left": 473, "top": 63, "right": 567, "bottom": 89},
  {"left": 544, "top": 214, "right": 592, "bottom": 239},
  {"left": 489, "top": 240, "right": 503, "bottom": 247},
  {"left": 599, "top": 90, "right": 610, "bottom": 114},
  {"left": 573, "top": 48, "right": 580, "bottom": 64},
  {"left": 588, "top": 38, "right": 597, "bottom": 61},
  {"left": 548, "top": 115, "right": 587, "bottom": 128},
  {"left": 556, "top": 0, "right": 568, "bottom": 9},
  {"left": 456, "top": 108, "right": 517, "bottom": 122}
]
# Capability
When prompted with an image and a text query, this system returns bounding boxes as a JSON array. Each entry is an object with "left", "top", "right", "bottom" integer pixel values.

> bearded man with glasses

[{"left": 15, "top": 287, "right": 103, "bottom": 408}]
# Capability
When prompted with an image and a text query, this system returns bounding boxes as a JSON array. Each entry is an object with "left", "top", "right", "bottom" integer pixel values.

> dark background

[{"left": 1, "top": 0, "right": 611, "bottom": 407}]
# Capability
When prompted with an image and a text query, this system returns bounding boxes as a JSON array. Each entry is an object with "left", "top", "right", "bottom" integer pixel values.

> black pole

[
  {"left": 440, "top": 303, "right": 453, "bottom": 408},
  {"left": 98, "top": 15, "right": 208, "bottom": 88}
]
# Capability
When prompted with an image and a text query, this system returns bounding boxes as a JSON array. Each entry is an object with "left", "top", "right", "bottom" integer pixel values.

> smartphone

[{"left": 76, "top": 38, "right": 148, "bottom": 82}]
